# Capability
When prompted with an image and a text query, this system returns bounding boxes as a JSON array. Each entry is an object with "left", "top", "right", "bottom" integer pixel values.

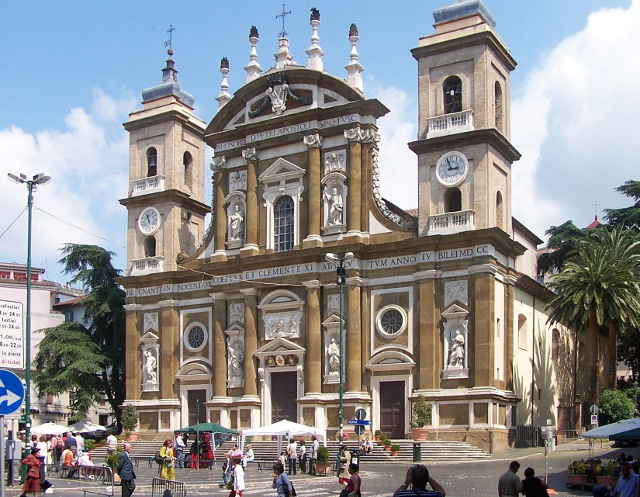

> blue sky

[{"left": 2, "top": 0, "right": 639, "bottom": 282}]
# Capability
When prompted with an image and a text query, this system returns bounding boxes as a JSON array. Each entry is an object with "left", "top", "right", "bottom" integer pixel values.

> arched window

[
  {"left": 552, "top": 329, "right": 560, "bottom": 362},
  {"left": 183, "top": 151, "right": 193, "bottom": 188},
  {"left": 496, "top": 191, "right": 504, "bottom": 230},
  {"left": 444, "top": 188, "right": 462, "bottom": 213},
  {"left": 146, "top": 147, "right": 158, "bottom": 177},
  {"left": 518, "top": 314, "right": 527, "bottom": 349},
  {"left": 443, "top": 76, "right": 463, "bottom": 114},
  {"left": 144, "top": 236, "right": 156, "bottom": 257},
  {"left": 494, "top": 82, "right": 504, "bottom": 132},
  {"left": 274, "top": 196, "right": 294, "bottom": 252}
]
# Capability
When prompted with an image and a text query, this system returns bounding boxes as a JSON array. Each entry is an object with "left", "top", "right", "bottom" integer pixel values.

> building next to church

[{"left": 119, "top": 1, "right": 603, "bottom": 451}]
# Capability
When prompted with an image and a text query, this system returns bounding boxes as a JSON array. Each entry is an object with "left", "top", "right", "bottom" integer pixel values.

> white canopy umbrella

[
  {"left": 240, "top": 419, "right": 326, "bottom": 452},
  {"left": 31, "top": 422, "right": 69, "bottom": 436},
  {"left": 582, "top": 417, "right": 640, "bottom": 438},
  {"left": 70, "top": 419, "right": 106, "bottom": 433}
]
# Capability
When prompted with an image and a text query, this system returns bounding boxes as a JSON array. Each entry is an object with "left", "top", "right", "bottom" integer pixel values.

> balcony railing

[
  {"left": 427, "top": 110, "right": 474, "bottom": 138},
  {"left": 128, "top": 256, "right": 164, "bottom": 276},
  {"left": 130, "top": 175, "right": 165, "bottom": 197},
  {"left": 428, "top": 210, "right": 475, "bottom": 235}
]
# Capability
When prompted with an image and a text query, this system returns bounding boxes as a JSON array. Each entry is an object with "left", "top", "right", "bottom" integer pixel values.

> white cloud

[
  {"left": 0, "top": 90, "right": 134, "bottom": 282},
  {"left": 512, "top": 0, "right": 640, "bottom": 238}
]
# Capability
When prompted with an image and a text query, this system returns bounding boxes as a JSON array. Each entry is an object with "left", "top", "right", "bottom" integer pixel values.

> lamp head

[
  {"left": 33, "top": 173, "right": 51, "bottom": 185},
  {"left": 7, "top": 173, "right": 25, "bottom": 184}
]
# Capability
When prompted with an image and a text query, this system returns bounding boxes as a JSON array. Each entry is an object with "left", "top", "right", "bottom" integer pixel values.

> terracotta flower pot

[
  {"left": 412, "top": 428, "right": 429, "bottom": 441},
  {"left": 384, "top": 445, "right": 392, "bottom": 452},
  {"left": 391, "top": 451, "right": 399, "bottom": 456}
]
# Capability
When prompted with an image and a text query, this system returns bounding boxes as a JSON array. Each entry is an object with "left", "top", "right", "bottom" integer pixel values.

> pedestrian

[
  {"left": 393, "top": 464, "right": 446, "bottom": 497},
  {"left": 159, "top": 439, "right": 176, "bottom": 480},
  {"left": 75, "top": 431, "right": 85, "bottom": 453},
  {"left": 498, "top": 461, "right": 522, "bottom": 497},
  {"left": 309, "top": 436, "right": 319, "bottom": 475},
  {"left": 273, "top": 461, "right": 293, "bottom": 497},
  {"left": 106, "top": 433, "right": 118, "bottom": 454},
  {"left": 64, "top": 431, "right": 77, "bottom": 451},
  {"left": 278, "top": 451, "right": 287, "bottom": 468},
  {"left": 231, "top": 457, "right": 245, "bottom": 497},
  {"left": 341, "top": 463, "right": 361, "bottom": 497},
  {"left": 49, "top": 434, "right": 60, "bottom": 465},
  {"left": 117, "top": 443, "right": 136, "bottom": 497},
  {"left": 287, "top": 438, "right": 298, "bottom": 475},
  {"left": 521, "top": 467, "right": 549, "bottom": 497},
  {"left": 19, "top": 447, "right": 42, "bottom": 497},
  {"left": 338, "top": 444, "right": 352, "bottom": 486},
  {"left": 613, "top": 462, "right": 639, "bottom": 497},
  {"left": 299, "top": 441, "right": 307, "bottom": 473},
  {"left": 243, "top": 444, "right": 255, "bottom": 470},
  {"left": 175, "top": 432, "right": 185, "bottom": 468}
]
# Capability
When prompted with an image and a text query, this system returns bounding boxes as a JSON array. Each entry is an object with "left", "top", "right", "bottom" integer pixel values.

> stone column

[
  {"left": 418, "top": 277, "right": 440, "bottom": 389},
  {"left": 505, "top": 279, "right": 515, "bottom": 389},
  {"left": 304, "top": 280, "right": 322, "bottom": 394},
  {"left": 211, "top": 293, "right": 228, "bottom": 397},
  {"left": 346, "top": 278, "right": 363, "bottom": 392},
  {"left": 213, "top": 159, "right": 227, "bottom": 260},
  {"left": 241, "top": 148, "right": 259, "bottom": 256},
  {"left": 303, "top": 134, "right": 322, "bottom": 248},
  {"left": 241, "top": 289, "right": 258, "bottom": 397},
  {"left": 344, "top": 127, "right": 363, "bottom": 234},
  {"left": 124, "top": 306, "right": 141, "bottom": 400},
  {"left": 473, "top": 273, "right": 495, "bottom": 386},
  {"left": 159, "top": 300, "right": 179, "bottom": 399}
]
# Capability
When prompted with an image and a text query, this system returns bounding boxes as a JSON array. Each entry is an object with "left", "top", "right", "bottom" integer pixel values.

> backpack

[{"left": 154, "top": 451, "right": 164, "bottom": 465}]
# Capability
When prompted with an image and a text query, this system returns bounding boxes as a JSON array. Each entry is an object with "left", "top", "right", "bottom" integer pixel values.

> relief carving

[
  {"left": 263, "top": 311, "right": 302, "bottom": 340},
  {"left": 444, "top": 280, "right": 468, "bottom": 308},
  {"left": 323, "top": 150, "right": 346, "bottom": 174},
  {"left": 229, "top": 170, "right": 247, "bottom": 192}
]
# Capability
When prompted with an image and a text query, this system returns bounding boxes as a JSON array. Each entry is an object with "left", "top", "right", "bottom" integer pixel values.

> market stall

[
  {"left": 175, "top": 422, "right": 238, "bottom": 469},
  {"left": 239, "top": 419, "right": 326, "bottom": 454}
]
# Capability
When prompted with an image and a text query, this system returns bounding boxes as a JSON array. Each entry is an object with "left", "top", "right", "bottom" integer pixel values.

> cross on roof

[
  {"left": 164, "top": 24, "right": 176, "bottom": 50},
  {"left": 276, "top": 4, "right": 292, "bottom": 38}
]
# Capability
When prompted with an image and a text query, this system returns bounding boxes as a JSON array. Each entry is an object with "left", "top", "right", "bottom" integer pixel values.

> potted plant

[
  {"left": 411, "top": 396, "right": 432, "bottom": 441},
  {"left": 121, "top": 405, "right": 138, "bottom": 441},
  {"left": 106, "top": 447, "right": 123, "bottom": 483},
  {"left": 383, "top": 438, "right": 392, "bottom": 452},
  {"left": 391, "top": 444, "right": 400, "bottom": 456},
  {"left": 316, "top": 446, "right": 330, "bottom": 475},
  {"left": 374, "top": 430, "right": 383, "bottom": 442},
  {"left": 567, "top": 460, "right": 587, "bottom": 487}
]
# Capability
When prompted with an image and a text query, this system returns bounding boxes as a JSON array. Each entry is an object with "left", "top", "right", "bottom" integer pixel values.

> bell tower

[
  {"left": 409, "top": 0, "right": 520, "bottom": 237},
  {"left": 120, "top": 48, "right": 210, "bottom": 275}
]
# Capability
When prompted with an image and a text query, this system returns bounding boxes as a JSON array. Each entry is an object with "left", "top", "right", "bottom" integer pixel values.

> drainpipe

[{"left": 531, "top": 296, "right": 536, "bottom": 425}]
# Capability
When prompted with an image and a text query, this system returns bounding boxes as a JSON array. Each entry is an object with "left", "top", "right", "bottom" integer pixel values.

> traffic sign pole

[{"left": 1, "top": 415, "right": 5, "bottom": 497}]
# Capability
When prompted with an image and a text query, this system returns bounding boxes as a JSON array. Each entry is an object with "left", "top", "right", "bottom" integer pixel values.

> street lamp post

[
  {"left": 325, "top": 252, "right": 354, "bottom": 444},
  {"left": 7, "top": 172, "right": 51, "bottom": 444}
]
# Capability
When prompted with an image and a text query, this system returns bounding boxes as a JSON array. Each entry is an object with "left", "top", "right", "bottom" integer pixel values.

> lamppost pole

[{"left": 7, "top": 172, "right": 51, "bottom": 445}]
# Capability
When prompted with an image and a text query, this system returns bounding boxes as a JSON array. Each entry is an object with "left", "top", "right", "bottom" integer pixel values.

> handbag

[
  {"left": 42, "top": 480, "right": 52, "bottom": 491},
  {"left": 339, "top": 488, "right": 350, "bottom": 497}
]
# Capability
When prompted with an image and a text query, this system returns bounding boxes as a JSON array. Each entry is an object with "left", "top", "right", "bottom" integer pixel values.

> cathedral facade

[{"left": 120, "top": 1, "right": 576, "bottom": 451}]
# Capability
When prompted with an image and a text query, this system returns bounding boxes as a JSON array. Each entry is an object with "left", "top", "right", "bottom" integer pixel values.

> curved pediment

[
  {"left": 206, "top": 67, "right": 369, "bottom": 136},
  {"left": 366, "top": 350, "right": 415, "bottom": 372}
]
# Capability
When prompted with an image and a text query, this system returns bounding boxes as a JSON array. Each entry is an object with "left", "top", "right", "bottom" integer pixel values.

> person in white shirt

[
  {"left": 298, "top": 442, "right": 307, "bottom": 473},
  {"left": 309, "top": 436, "right": 319, "bottom": 475},
  {"left": 232, "top": 457, "right": 245, "bottom": 497},
  {"left": 243, "top": 444, "right": 255, "bottom": 469},
  {"left": 75, "top": 432, "right": 85, "bottom": 453},
  {"left": 286, "top": 439, "right": 297, "bottom": 475},
  {"left": 175, "top": 433, "right": 186, "bottom": 468},
  {"left": 106, "top": 434, "right": 118, "bottom": 454}
]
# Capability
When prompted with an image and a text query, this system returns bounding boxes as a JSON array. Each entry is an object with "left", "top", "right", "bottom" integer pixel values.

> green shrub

[
  {"left": 383, "top": 438, "right": 391, "bottom": 446},
  {"left": 317, "top": 446, "right": 329, "bottom": 464},
  {"left": 391, "top": 444, "right": 400, "bottom": 452},
  {"left": 106, "top": 447, "right": 123, "bottom": 470},
  {"left": 598, "top": 389, "right": 637, "bottom": 425},
  {"left": 121, "top": 406, "right": 138, "bottom": 433},
  {"left": 85, "top": 439, "right": 96, "bottom": 451},
  {"left": 411, "top": 396, "right": 432, "bottom": 428}
]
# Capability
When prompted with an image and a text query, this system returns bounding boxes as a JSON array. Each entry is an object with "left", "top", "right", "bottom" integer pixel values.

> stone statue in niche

[
  {"left": 227, "top": 336, "right": 245, "bottom": 388},
  {"left": 326, "top": 338, "right": 340, "bottom": 375},
  {"left": 228, "top": 202, "right": 245, "bottom": 242},
  {"left": 447, "top": 328, "right": 466, "bottom": 369},
  {"left": 142, "top": 348, "right": 158, "bottom": 386},
  {"left": 324, "top": 184, "right": 344, "bottom": 226}
]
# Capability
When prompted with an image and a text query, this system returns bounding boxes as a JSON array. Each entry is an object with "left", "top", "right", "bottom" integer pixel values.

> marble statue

[
  {"left": 447, "top": 329, "right": 466, "bottom": 369},
  {"left": 227, "top": 338, "right": 245, "bottom": 388},
  {"left": 324, "top": 185, "right": 344, "bottom": 226},
  {"left": 143, "top": 349, "right": 158, "bottom": 385},
  {"left": 228, "top": 203, "right": 245, "bottom": 241},
  {"left": 327, "top": 338, "right": 340, "bottom": 374}
]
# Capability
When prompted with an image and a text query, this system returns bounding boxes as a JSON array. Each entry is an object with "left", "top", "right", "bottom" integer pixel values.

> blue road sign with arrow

[
  {"left": 347, "top": 419, "right": 371, "bottom": 425},
  {"left": 0, "top": 370, "right": 24, "bottom": 416}
]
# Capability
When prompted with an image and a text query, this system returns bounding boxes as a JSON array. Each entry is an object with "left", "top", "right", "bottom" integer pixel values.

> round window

[
  {"left": 376, "top": 305, "right": 407, "bottom": 338},
  {"left": 183, "top": 323, "right": 208, "bottom": 352}
]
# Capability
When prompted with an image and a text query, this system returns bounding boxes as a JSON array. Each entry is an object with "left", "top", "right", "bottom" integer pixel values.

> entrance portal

[
  {"left": 380, "top": 381, "right": 405, "bottom": 438},
  {"left": 187, "top": 389, "right": 206, "bottom": 426},
  {"left": 271, "top": 371, "right": 297, "bottom": 422}
]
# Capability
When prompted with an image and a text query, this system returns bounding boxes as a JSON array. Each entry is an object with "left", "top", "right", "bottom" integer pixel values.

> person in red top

[{"left": 20, "top": 447, "right": 42, "bottom": 497}]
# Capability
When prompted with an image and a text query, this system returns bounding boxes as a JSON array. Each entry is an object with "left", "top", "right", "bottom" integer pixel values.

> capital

[
  {"left": 302, "top": 279, "right": 322, "bottom": 289},
  {"left": 303, "top": 133, "right": 322, "bottom": 149},
  {"left": 242, "top": 147, "right": 257, "bottom": 161},
  {"left": 239, "top": 288, "right": 258, "bottom": 296},
  {"left": 344, "top": 126, "right": 363, "bottom": 143},
  {"left": 211, "top": 156, "right": 226, "bottom": 170},
  {"left": 210, "top": 292, "right": 229, "bottom": 302},
  {"left": 361, "top": 128, "right": 380, "bottom": 144}
]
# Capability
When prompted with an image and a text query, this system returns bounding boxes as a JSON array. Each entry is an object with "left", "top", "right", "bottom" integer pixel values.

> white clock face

[
  {"left": 138, "top": 207, "right": 160, "bottom": 235},
  {"left": 436, "top": 151, "right": 469, "bottom": 187}
]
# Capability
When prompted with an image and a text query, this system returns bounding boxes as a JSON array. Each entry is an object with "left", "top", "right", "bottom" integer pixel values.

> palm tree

[{"left": 547, "top": 228, "right": 640, "bottom": 426}]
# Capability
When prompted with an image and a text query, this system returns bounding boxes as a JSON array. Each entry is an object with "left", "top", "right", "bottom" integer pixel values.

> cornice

[{"left": 119, "top": 189, "right": 210, "bottom": 215}]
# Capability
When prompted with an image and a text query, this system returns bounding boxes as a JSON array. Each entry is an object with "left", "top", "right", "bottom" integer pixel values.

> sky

[{"left": 1, "top": 0, "right": 638, "bottom": 283}]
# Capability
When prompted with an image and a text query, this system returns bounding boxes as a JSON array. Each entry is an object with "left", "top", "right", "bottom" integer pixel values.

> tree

[
  {"left": 547, "top": 228, "right": 640, "bottom": 406},
  {"left": 34, "top": 244, "right": 125, "bottom": 427},
  {"left": 598, "top": 389, "right": 636, "bottom": 425},
  {"left": 537, "top": 220, "right": 589, "bottom": 277},
  {"left": 605, "top": 180, "right": 640, "bottom": 229},
  {"left": 618, "top": 329, "right": 640, "bottom": 383}
]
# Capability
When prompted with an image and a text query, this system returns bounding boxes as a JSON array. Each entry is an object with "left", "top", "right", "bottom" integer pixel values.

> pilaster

[
  {"left": 345, "top": 128, "right": 363, "bottom": 235},
  {"left": 304, "top": 280, "right": 322, "bottom": 394},
  {"left": 159, "top": 299, "right": 179, "bottom": 399},
  {"left": 473, "top": 274, "right": 495, "bottom": 386},
  {"left": 125, "top": 308, "right": 141, "bottom": 400},
  {"left": 346, "top": 277, "right": 363, "bottom": 392},
  {"left": 241, "top": 288, "right": 259, "bottom": 397},
  {"left": 213, "top": 164, "right": 227, "bottom": 261},
  {"left": 419, "top": 280, "right": 440, "bottom": 389},
  {"left": 505, "top": 278, "right": 515, "bottom": 390},
  {"left": 211, "top": 292, "right": 228, "bottom": 396},
  {"left": 241, "top": 148, "right": 259, "bottom": 256},
  {"left": 303, "top": 134, "right": 323, "bottom": 248}
]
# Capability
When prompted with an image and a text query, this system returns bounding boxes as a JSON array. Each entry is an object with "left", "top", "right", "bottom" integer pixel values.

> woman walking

[
  {"left": 273, "top": 462, "right": 293, "bottom": 497},
  {"left": 337, "top": 445, "right": 352, "bottom": 486},
  {"left": 159, "top": 439, "right": 176, "bottom": 480},
  {"left": 20, "top": 447, "right": 42, "bottom": 497}
]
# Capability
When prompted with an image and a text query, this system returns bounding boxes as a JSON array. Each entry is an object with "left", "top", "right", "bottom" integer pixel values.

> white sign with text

[{"left": 0, "top": 300, "right": 23, "bottom": 369}]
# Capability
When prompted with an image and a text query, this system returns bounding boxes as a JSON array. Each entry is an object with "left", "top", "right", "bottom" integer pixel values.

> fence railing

[{"left": 152, "top": 477, "right": 186, "bottom": 497}]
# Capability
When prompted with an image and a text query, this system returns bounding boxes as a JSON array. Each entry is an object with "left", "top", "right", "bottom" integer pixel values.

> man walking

[
  {"left": 175, "top": 432, "right": 185, "bottom": 468},
  {"left": 286, "top": 438, "right": 297, "bottom": 475},
  {"left": 117, "top": 443, "right": 136, "bottom": 497},
  {"left": 309, "top": 436, "right": 319, "bottom": 476},
  {"left": 498, "top": 461, "right": 522, "bottom": 497}
]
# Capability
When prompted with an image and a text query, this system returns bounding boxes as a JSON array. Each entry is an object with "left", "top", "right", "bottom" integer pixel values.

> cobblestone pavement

[{"left": 3, "top": 444, "right": 630, "bottom": 497}]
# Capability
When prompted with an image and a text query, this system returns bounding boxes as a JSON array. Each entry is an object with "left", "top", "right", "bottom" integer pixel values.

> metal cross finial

[
  {"left": 164, "top": 24, "right": 176, "bottom": 50},
  {"left": 594, "top": 201, "right": 600, "bottom": 217},
  {"left": 276, "top": 3, "right": 292, "bottom": 38}
]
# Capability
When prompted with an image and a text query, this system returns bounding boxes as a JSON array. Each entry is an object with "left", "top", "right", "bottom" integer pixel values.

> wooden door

[
  {"left": 271, "top": 371, "right": 298, "bottom": 422},
  {"left": 380, "top": 381, "right": 405, "bottom": 438},
  {"left": 188, "top": 389, "right": 206, "bottom": 426}
]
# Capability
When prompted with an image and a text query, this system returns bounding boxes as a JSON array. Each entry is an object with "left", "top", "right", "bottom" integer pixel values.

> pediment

[
  {"left": 258, "top": 157, "right": 305, "bottom": 183},
  {"left": 224, "top": 323, "right": 244, "bottom": 336},
  {"left": 254, "top": 337, "right": 305, "bottom": 357},
  {"left": 177, "top": 361, "right": 212, "bottom": 377},
  {"left": 441, "top": 303, "right": 469, "bottom": 319},
  {"left": 322, "top": 313, "right": 344, "bottom": 326},
  {"left": 141, "top": 331, "right": 159, "bottom": 342},
  {"left": 366, "top": 350, "right": 415, "bottom": 371}
]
